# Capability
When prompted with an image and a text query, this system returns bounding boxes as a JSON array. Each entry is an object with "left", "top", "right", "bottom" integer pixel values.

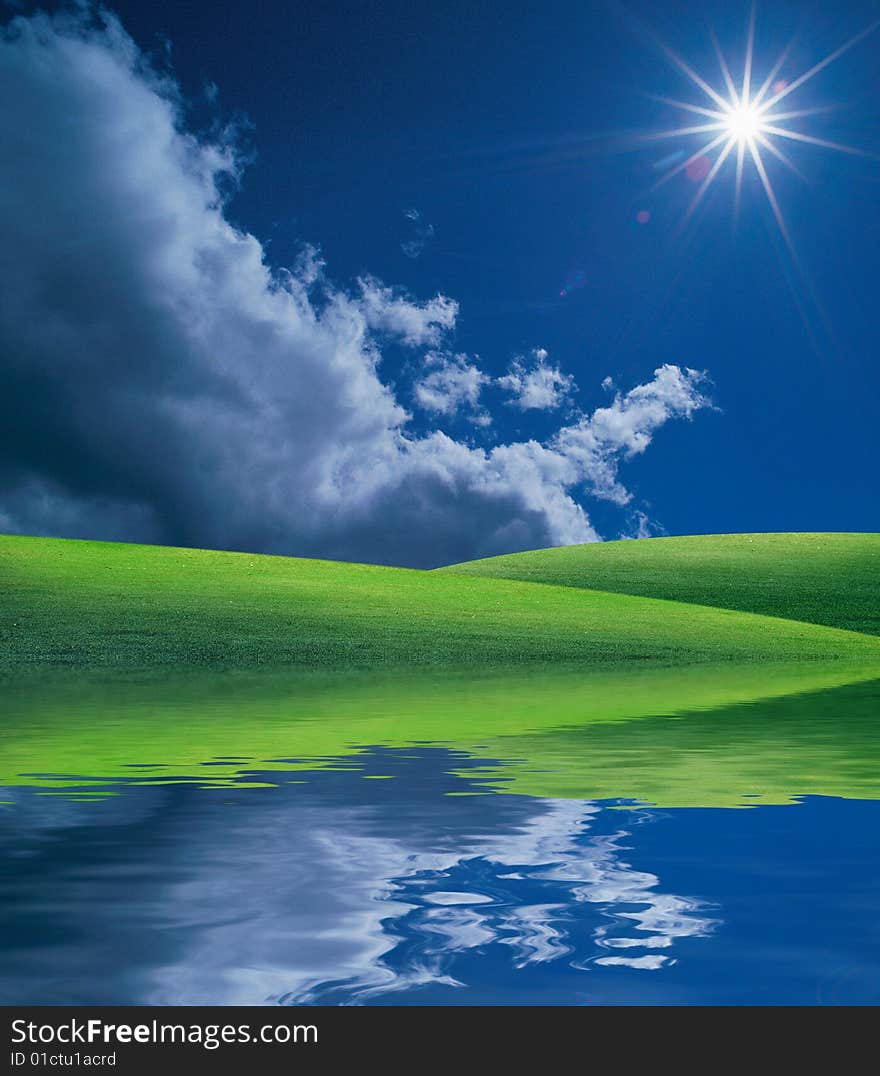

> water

[{"left": 2, "top": 721, "right": 880, "bottom": 1005}]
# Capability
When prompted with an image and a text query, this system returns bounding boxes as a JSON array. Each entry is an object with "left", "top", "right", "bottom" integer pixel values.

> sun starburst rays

[{"left": 648, "top": 11, "right": 879, "bottom": 256}]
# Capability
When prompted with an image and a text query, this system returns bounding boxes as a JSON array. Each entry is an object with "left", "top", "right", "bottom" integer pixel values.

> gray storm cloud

[{"left": 0, "top": 9, "right": 711, "bottom": 567}]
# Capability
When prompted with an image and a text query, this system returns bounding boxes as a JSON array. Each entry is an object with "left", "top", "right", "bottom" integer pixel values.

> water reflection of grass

[
  {"left": 3, "top": 671, "right": 879, "bottom": 808},
  {"left": 470, "top": 677, "right": 880, "bottom": 807}
]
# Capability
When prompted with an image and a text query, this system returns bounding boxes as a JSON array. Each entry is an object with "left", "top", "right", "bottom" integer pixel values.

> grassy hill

[
  {"left": 442, "top": 532, "right": 880, "bottom": 635},
  {"left": 3, "top": 533, "right": 879, "bottom": 683}
]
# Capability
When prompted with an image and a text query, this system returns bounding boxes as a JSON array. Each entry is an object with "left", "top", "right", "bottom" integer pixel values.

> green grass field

[
  {"left": 3, "top": 533, "right": 879, "bottom": 679},
  {"left": 2, "top": 531, "right": 879, "bottom": 806},
  {"left": 441, "top": 532, "right": 880, "bottom": 635}
]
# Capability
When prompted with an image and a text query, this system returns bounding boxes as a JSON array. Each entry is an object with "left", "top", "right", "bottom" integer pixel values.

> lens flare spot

[
  {"left": 560, "top": 267, "right": 586, "bottom": 298},
  {"left": 652, "top": 149, "right": 685, "bottom": 172},
  {"left": 685, "top": 155, "right": 712, "bottom": 182},
  {"left": 636, "top": 209, "right": 651, "bottom": 224}
]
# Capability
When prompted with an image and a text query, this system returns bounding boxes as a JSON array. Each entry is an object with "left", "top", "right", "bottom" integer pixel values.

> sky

[{"left": 1, "top": 0, "right": 878, "bottom": 567}]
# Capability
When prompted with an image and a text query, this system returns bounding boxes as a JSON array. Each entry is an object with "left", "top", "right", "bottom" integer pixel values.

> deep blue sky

[
  {"left": 111, "top": 0, "right": 880, "bottom": 536},
  {"left": 4, "top": 0, "right": 879, "bottom": 556}
]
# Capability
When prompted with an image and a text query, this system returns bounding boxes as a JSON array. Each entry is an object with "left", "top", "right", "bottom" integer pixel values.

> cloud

[
  {"left": 621, "top": 510, "right": 657, "bottom": 540},
  {"left": 553, "top": 364, "right": 711, "bottom": 505},
  {"left": 413, "top": 352, "right": 488, "bottom": 420},
  {"left": 498, "top": 348, "right": 575, "bottom": 411},
  {"left": 401, "top": 208, "right": 434, "bottom": 260},
  {"left": 0, "top": 9, "right": 712, "bottom": 568},
  {"left": 358, "top": 276, "right": 456, "bottom": 347}
]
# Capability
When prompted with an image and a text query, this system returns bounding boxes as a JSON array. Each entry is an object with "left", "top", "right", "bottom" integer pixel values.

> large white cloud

[{"left": 0, "top": 9, "right": 711, "bottom": 568}]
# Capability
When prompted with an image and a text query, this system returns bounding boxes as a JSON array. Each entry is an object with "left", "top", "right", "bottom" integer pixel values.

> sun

[
  {"left": 644, "top": 6, "right": 878, "bottom": 251},
  {"left": 724, "top": 103, "right": 763, "bottom": 142}
]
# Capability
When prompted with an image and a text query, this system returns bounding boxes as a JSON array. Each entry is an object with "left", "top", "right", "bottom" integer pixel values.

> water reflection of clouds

[
  {"left": 144, "top": 791, "right": 715, "bottom": 1003},
  {"left": 335, "top": 799, "right": 716, "bottom": 1001},
  {"left": 0, "top": 751, "right": 716, "bottom": 1005},
  {"left": 148, "top": 803, "right": 576, "bottom": 1004}
]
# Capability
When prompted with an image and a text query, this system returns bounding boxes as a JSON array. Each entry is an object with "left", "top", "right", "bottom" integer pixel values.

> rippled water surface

[{"left": 2, "top": 711, "right": 880, "bottom": 1005}]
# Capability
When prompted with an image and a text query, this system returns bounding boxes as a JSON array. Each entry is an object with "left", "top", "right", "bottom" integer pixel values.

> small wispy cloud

[
  {"left": 553, "top": 364, "right": 711, "bottom": 506},
  {"left": 401, "top": 208, "right": 435, "bottom": 259},
  {"left": 498, "top": 348, "right": 576, "bottom": 411},
  {"left": 358, "top": 276, "right": 456, "bottom": 346},
  {"left": 413, "top": 352, "right": 489, "bottom": 423},
  {"left": 620, "top": 510, "right": 663, "bottom": 540}
]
